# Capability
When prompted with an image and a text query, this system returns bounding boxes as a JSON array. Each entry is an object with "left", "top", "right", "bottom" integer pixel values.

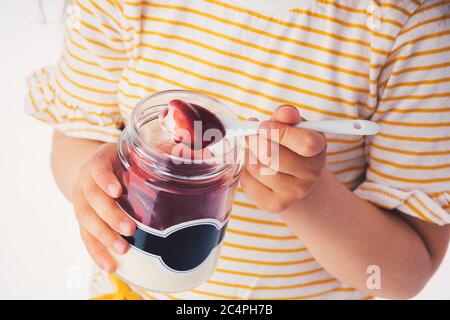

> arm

[
  {"left": 241, "top": 107, "right": 450, "bottom": 299},
  {"left": 51, "top": 130, "right": 104, "bottom": 200},
  {"left": 281, "top": 168, "right": 450, "bottom": 299},
  {"left": 51, "top": 130, "right": 136, "bottom": 272}
]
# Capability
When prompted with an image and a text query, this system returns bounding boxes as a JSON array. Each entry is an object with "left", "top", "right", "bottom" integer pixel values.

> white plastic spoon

[
  {"left": 159, "top": 100, "right": 381, "bottom": 151},
  {"left": 219, "top": 117, "right": 380, "bottom": 137}
]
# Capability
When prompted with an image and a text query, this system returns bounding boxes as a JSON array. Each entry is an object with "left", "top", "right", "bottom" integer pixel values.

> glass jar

[{"left": 113, "top": 90, "right": 243, "bottom": 293}]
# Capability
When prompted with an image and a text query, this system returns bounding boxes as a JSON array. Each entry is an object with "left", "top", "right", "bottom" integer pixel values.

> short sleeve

[
  {"left": 354, "top": 1, "right": 450, "bottom": 225},
  {"left": 25, "top": 0, "right": 130, "bottom": 143}
]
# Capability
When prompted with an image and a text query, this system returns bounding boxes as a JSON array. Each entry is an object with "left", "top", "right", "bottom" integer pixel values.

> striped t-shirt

[{"left": 26, "top": 0, "right": 450, "bottom": 299}]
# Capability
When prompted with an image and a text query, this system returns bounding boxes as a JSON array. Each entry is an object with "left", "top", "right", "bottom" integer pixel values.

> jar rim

[{"left": 126, "top": 90, "right": 243, "bottom": 181}]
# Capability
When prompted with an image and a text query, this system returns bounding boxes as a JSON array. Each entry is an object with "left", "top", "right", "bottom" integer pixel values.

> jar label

[{"left": 121, "top": 216, "right": 227, "bottom": 273}]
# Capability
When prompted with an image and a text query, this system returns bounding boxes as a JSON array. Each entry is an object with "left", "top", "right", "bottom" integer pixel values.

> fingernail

[
  {"left": 102, "top": 261, "right": 113, "bottom": 273},
  {"left": 119, "top": 221, "right": 133, "bottom": 235},
  {"left": 107, "top": 184, "right": 119, "bottom": 197},
  {"left": 277, "top": 105, "right": 296, "bottom": 112},
  {"left": 113, "top": 240, "right": 128, "bottom": 255}
]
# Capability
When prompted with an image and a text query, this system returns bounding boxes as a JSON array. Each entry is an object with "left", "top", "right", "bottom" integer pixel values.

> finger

[
  {"left": 89, "top": 143, "right": 123, "bottom": 198},
  {"left": 245, "top": 159, "right": 313, "bottom": 200},
  {"left": 248, "top": 138, "right": 326, "bottom": 178},
  {"left": 240, "top": 169, "right": 277, "bottom": 212},
  {"left": 80, "top": 227, "right": 116, "bottom": 273},
  {"left": 74, "top": 189, "right": 130, "bottom": 256},
  {"left": 82, "top": 178, "right": 135, "bottom": 236},
  {"left": 259, "top": 121, "right": 327, "bottom": 157},
  {"left": 271, "top": 105, "right": 302, "bottom": 124}
]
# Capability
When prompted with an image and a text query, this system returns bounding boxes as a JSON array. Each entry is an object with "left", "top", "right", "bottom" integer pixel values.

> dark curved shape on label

[{"left": 123, "top": 221, "right": 227, "bottom": 272}]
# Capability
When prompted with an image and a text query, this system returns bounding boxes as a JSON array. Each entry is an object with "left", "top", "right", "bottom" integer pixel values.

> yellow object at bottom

[{"left": 91, "top": 274, "right": 142, "bottom": 300}]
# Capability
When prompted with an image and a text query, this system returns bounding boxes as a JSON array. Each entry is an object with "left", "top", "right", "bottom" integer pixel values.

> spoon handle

[
  {"left": 223, "top": 119, "right": 380, "bottom": 136},
  {"left": 295, "top": 120, "right": 380, "bottom": 135}
]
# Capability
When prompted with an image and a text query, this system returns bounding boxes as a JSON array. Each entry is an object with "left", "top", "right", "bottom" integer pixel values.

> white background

[{"left": 0, "top": 0, "right": 448, "bottom": 299}]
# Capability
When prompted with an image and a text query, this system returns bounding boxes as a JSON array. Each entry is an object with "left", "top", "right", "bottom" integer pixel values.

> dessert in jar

[{"left": 113, "top": 90, "right": 243, "bottom": 292}]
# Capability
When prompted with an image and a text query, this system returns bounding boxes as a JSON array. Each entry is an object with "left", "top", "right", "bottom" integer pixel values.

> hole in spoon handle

[{"left": 295, "top": 120, "right": 380, "bottom": 136}]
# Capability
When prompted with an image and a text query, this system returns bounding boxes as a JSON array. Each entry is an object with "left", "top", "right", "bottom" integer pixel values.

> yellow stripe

[
  {"left": 416, "top": 0, "right": 450, "bottom": 15},
  {"left": 62, "top": 55, "right": 118, "bottom": 84},
  {"left": 290, "top": 8, "right": 395, "bottom": 41},
  {"left": 390, "top": 61, "right": 450, "bottom": 77},
  {"left": 134, "top": 2, "right": 374, "bottom": 63},
  {"left": 138, "top": 16, "right": 372, "bottom": 80},
  {"left": 121, "top": 75, "right": 158, "bottom": 95},
  {"left": 226, "top": 228, "right": 298, "bottom": 240},
  {"left": 233, "top": 200, "right": 257, "bottom": 209},
  {"left": 65, "top": 43, "right": 123, "bottom": 72},
  {"left": 137, "top": 289, "right": 156, "bottom": 300},
  {"left": 66, "top": 29, "right": 128, "bottom": 61},
  {"left": 55, "top": 90, "right": 121, "bottom": 118},
  {"left": 76, "top": 0, "right": 128, "bottom": 36},
  {"left": 375, "top": 106, "right": 450, "bottom": 115},
  {"left": 390, "top": 29, "right": 450, "bottom": 57},
  {"left": 118, "top": 88, "right": 141, "bottom": 100},
  {"left": 207, "top": 278, "right": 337, "bottom": 291},
  {"left": 88, "top": 0, "right": 130, "bottom": 32},
  {"left": 380, "top": 92, "right": 450, "bottom": 103},
  {"left": 72, "top": 28, "right": 131, "bottom": 55},
  {"left": 327, "top": 137, "right": 364, "bottom": 144},
  {"left": 46, "top": 75, "right": 114, "bottom": 117},
  {"left": 368, "top": 167, "right": 450, "bottom": 184},
  {"left": 326, "top": 154, "right": 365, "bottom": 165},
  {"left": 126, "top": 67, "right": 269, "bottom": 116},
  {"left": 405, "top": 201, "right": 433, "bottom": 222},
  {"left": 430, "top": 191, "right": 449, "bottom": 198},
  {"left": 60, "top": 115, "right": 116, "bottom": 127},
  {"left": 80, "top": 18, "right": 133, "bottom": 43},
  {"left": 376, "top": 1, "right": 412, "bottom": 16},
  {"left": 107, "top": 0, "right": 123, "bottom": 13},
  {"left": 327, "top": 144, "right": 362, "bottom": 157},
  {"left": 56, "top": 77, "right": 117, "bottom": 108},
  {"left": 126, "top": 65, "right": 359, "bottom": 120},
  {"left": 371, "top": 155, "right": 450, "bottom": 170},
  {"left": 189, "top": 289, "right": 242, "bottom": 300},
  {"left": 229, "top": 213, "right": 287, "bottom": 227},
  {"left": 378, "top": 119, "right": 450, "bottom": 127},
  {"left": 220, "top": 255, "right": 315, "bottom": 266},
  {"left": 332, "top": 165, "right": 366, "bottom": 175},
  {"left": 164, "top": 294, "right": 181, "bottom": 300},
  {"left": 384, "top": 76, "right": 450, "bottom": 90},
  {"left": 139, "top": 42, "right": 369, "bottom": 95},
  {"left": 203, "top": 0, "right": 389, "bottom": 55},
  {"left": 56, "top": 78, "right": 117, "bottom": 108},
  {"left": 319, "top": 0, "right": 403, "bottom": 28},
  {"left": 215, "top": 267, "right": 324, "bottom": 279},
  {"left": 378, "top": 132, "right": 450, "bottom": 142},
  {"left": 399, "top": 14, "right": 450, "bottom": 35},
  {"left": 28, "top": 91, "right": 60, "bottom": 123},
  {"left": 381, "top": 45, "right": 450, "bottom": 75},
  {"left": 58, "top": 64, "right": 117, "bottom": 95},
  {"left": 412, "top": 194, "right": 444, "bottom": 223},
  {"left": 63, "top": 127, "right": 120, "bottom": 139},
  {"left": 223, "top": 241, "right": 306, "bottom": 253},
  {"left": 357, "top": 185, "right": 432, "bottom": 222},
  {"left": 371, "top": 142, "right": 450, "bottom": 156},
  {"left": 137, "top": 57, "right": 370, "bottom": 110},
  {"left": 256, "top": 287, "right": 357, "bottom": 300}
]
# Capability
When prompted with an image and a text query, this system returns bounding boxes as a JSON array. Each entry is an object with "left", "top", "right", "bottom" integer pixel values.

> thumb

[
  {"left": 89, "top": 144, "right": 123, "bottom": 198},
  {"left": 271, "top": 105, "right": 303, "bottom": 124}
]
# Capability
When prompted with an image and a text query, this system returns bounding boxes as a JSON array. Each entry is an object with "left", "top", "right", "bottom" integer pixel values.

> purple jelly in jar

[{"left": 114, "top": 90, "right": 242, "bottom": 293}]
